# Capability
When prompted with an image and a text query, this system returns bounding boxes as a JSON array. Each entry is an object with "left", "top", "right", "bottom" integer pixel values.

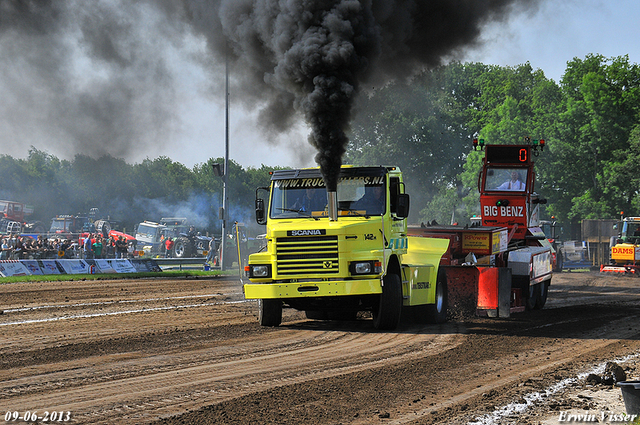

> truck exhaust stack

[{"left": 327, "top": 191, "right": 338, "bottom": 221}]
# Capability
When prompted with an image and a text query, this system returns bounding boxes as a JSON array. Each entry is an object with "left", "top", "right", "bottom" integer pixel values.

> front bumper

[{"left": 244, "top": 278, "right": 383, "bottom": 299}]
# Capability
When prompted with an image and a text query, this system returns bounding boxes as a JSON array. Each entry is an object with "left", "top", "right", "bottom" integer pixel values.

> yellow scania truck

[{"left": 243, "top": 166, "right": 449, "bottom": 330}]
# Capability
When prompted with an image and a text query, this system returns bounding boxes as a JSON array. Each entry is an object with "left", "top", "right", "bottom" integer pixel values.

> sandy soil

[{"left": 1, "top": 271, "right": 640, "bottom": 424}]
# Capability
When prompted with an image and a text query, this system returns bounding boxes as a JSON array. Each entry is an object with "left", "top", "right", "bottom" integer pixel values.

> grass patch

[{"left": 0, "top": 269, "right": 239, "bottom": 284}]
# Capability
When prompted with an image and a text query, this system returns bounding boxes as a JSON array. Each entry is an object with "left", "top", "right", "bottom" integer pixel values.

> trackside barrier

[{"left": 0, "top": 259, "right": 162, "bottom": 277}]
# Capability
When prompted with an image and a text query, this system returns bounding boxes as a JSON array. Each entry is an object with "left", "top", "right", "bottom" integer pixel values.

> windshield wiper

[
  {"left": 338, "top": 207, "right": 370, "bottom": 218},
  {"left": 275, "top": 207, "right": 319, "bottom": 220}
]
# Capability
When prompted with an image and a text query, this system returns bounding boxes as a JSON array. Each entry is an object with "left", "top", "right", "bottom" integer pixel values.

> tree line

[
  {"left": 2, "top": 54, "right": 638, "bottom": 237},
  {"left": 0, "top": 151, "right": 282, "bottom": 236}
]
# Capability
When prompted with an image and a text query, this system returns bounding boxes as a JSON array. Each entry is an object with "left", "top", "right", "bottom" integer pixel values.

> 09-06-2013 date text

[{"left": 4, "top": 411, "right": 71, "bottom": 422}]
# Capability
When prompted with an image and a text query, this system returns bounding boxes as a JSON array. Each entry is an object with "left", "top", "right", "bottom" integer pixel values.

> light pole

[
  {"left": 221, "top": 44, "right": 230, "bottom": 271},
  {"left": 211, "top": 162, "right": 225, "bottom": 269}
]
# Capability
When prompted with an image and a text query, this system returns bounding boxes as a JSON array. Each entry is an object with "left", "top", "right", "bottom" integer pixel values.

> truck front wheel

[
  {"left": 259, "top": 299, "right": 282, "bottom": 327},
  {"left": 373, "top": 273, "right": 402, "bottom": 330}
]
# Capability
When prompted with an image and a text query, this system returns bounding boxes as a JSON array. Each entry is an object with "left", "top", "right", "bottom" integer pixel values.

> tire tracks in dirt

[{"left": 1, "top": 320, "right": 466, "bottom": 424}]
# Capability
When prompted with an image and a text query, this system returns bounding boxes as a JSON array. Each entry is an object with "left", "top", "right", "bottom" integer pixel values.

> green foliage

[
  {"left": 549, "top": 54, "right": 640, "bottom": 221},
  {"left": 419, "top": 185, "right": 458, "bottom": 226},
  {"left": 600, "top": 125, "right": 640, "bottom": 215},
  {"left": 346, "top": 62, "right": 488, "bottom": 221},
  {"left": 459, "top": 149, "right": 484, "bottom": 219}
]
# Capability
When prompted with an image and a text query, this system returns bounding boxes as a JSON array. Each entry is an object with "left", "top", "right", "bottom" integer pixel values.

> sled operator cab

[{"left": 477, "top": 138, "right": 548, "bottom": 241}]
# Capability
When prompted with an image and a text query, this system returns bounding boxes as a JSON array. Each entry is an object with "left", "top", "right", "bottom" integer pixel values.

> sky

[{"left": 1, "top": 0, "right": 639, "bottom": 171}]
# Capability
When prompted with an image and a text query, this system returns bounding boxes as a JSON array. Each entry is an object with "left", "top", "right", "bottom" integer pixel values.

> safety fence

[{"left": 0, "top": 258, "right": 162, "bottom": 278}]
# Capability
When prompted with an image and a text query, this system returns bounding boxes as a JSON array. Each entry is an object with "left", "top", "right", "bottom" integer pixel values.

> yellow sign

[
  {"left": 612, "top": 246, "right": 636, "bottom": 261},
  {"left": 462, "top": 233, "right": 490, "bottom": 252}
]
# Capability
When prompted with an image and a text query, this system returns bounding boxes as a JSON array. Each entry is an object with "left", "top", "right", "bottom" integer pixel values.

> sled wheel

[
  {"left": 526, "top": 281, "right": 539, "bottom": 310},
  {"left": 535, "top": 280, "right": 550, "bottom": 309}
]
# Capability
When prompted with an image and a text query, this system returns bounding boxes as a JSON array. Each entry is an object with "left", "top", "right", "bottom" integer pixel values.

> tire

[
  {"left": 259, "top": 299, "right": 282, "bottom": 327},
  {"left": 173, "top": 237, "right": 192, "bottom": 258},
  {"left": 535, "top": 280, "right": 550, "bottom": 309},
  {"left": 554, "top": 250, "right": 563, "bottom": 272},
  {"left": 426, "top": 268, "right": 448, "bottom": 323},
  {"left": 372, "top": 273, "right": 403, "bottom": 330},
  {"left": 526, "top": 281, "right": 539, "bottom": 310},
  {"left": 94, "top": 220, "right": 111, "bottom": 238},
  {"left": 25, "top": 221, "right": 46, "bottom": 234}
]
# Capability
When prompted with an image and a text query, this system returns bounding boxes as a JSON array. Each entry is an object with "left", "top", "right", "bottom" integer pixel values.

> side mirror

[
  {"left": 255, "top": 198, "right": 266, "bottom": 225},
  {"left": 396, "top": 194, "right": 410, "bottom": 218}
]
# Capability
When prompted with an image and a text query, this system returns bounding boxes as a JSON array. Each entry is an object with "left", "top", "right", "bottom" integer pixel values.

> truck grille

[{"left": 275, "top": 235, "right": 339, "bottom": 276}]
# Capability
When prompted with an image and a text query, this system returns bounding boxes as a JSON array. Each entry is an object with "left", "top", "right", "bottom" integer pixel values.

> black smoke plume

[
  {"left": 186, "top": 0, "right": 540, "bottom": 190},
  {"left": 0, "top": 0, "right": 186, "bottom": 161},
  {"left": 0, "top": 0, "right": 541, "bottom": 190}
]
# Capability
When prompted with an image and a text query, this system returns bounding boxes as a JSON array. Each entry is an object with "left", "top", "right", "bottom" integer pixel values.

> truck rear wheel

[
  {"left": 426, "top": 269, "right": 448, "bottom": 323},
  {"left": 412, "top": 268, "right": 448, "bottom": 324},
  {"left": 373, "top": 273, "right": 402, "bottom": 330},
  {"left": 259, "top": 299, "right": 282, "bottom": 327}
]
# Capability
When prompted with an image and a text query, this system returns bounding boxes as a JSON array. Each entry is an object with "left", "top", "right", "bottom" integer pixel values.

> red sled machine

[{"left": 408, "top": 138, "right": 553, "bottom": 317}]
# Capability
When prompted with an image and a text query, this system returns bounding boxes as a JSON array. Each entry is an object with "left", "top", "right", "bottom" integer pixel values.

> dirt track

[{"left": 1, "top": 271, "right": 640, "bottom": 424}]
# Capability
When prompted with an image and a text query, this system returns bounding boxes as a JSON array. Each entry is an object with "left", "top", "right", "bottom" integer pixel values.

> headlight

[
  {"left": 349, "top": 261, "right": 382, "bottom": 275},
  {"left": 246, "top": 264, "right": 271, "bottom": 278},
  {"left": 355, "top": 262, "right": 371, "bottom": 274}
]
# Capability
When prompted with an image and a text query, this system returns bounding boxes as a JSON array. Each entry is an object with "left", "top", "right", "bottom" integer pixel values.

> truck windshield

[
  {"left": 485, "top": 167, "right": 528, "bottom": 192},
  {"left": 270, "top": 175, "right": 386, "bottom": 219},
  {"left": 50, "top": 220, "right": 67, "bottom": 232},
  {"left": 136, "top": 224, "right": 160, "bottom": 241}
]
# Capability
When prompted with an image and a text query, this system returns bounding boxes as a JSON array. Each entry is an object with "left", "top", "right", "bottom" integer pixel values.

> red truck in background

[{"left": 0, "top": 200, "right": 46, "bottom": 234}]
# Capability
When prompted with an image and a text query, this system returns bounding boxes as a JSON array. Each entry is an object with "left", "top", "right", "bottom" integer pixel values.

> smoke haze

[{"left": 0, "top": 0, "right": 541, "bottom": 185}]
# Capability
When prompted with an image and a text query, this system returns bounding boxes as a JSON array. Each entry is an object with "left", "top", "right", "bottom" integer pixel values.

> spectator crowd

[{"left": 0, "top": 233, "right": 137, "bottom": 261}]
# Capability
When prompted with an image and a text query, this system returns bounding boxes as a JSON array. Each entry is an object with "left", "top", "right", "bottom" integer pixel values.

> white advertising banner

[
  {"left": 94, "top": 259, "right": 117, "bottom": 273},
  {"left": 111, "top": 259, "right": 138, "bottom": 274},
  {"left": 40, "top": 260, "right": 62, "bottom": 275},
  {"left": 57, "top": 259, "right": 90, "bottom": 275},
  {"left": 21, "top": 260, "right": 44, "bottom": 275},
  {"left": 0, "top": 260, "right": 31, "bottom": 277}
]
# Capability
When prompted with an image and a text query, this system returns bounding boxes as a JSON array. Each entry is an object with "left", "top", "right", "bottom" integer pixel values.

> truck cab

[{"left": 135, "top": 221, "right": 166, "bottom": 255}]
